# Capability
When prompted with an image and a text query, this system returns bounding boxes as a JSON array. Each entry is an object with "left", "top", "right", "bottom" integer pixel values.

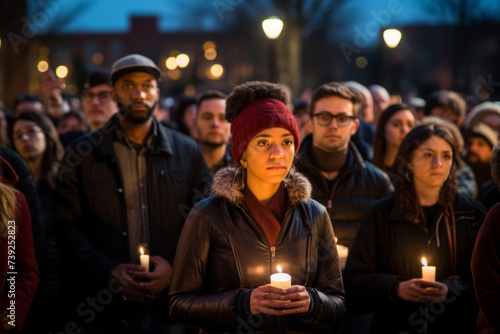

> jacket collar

[
  {"left": 211, "top": 166, "right": 312, "bottom": 206},
  {"left": 95, "top": 114, "right": 173, "bottom": 160},
  {"left": 298, "top": 134, "right": 367, "bottom": 173}
]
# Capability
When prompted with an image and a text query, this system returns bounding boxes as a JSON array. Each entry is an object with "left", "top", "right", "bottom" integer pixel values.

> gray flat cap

[{"left": 111, "top": 54, "right": 161, "bottom": 85}]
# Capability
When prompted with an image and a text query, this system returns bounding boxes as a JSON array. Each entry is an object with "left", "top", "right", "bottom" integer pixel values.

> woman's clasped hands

[{"left": 250, "top": 284, "right": 311, "bottom": 316}]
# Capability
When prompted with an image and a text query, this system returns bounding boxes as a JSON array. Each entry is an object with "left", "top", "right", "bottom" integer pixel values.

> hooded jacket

[
  {"left": 344, "top": 194, "right": 486, "bottom": 334},
  {"left": 168, "top": 167, "right": 345, "bottom": 333}
]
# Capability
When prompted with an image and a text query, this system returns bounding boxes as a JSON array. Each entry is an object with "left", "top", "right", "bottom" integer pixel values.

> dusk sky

[{"left": 31, "top": 0, "right": 500, "bottom": 34}]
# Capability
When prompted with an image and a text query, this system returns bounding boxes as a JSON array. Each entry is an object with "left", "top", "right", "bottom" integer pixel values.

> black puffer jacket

[
  {"left": 169, "top": 167, "right": 345, "bottom": 333},
  {"left": 296, "top": 136, "right": 393, "bottom": 249},
  {"left": 344, "top": 194, "right": 486, "bottom": 334}
]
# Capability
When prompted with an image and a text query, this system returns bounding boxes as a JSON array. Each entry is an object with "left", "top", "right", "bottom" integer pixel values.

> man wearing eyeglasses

[
  {"left": 296, "top": 82, "right": 393, "bottom": 251},
  {"left": 82, "top": 69, "right": 118, "bottom": 131}
]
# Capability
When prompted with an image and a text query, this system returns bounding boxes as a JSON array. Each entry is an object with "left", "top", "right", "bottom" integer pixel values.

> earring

[
  {"left": 239, "top": 158, "right": 247, "bottom": 189},
  {"left": 405, "top": 170, "right": 412, "bottom": 182}
]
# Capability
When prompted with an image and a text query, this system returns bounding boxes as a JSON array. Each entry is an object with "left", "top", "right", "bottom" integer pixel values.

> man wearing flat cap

[{"left": 55, "top": 54, "right": 210, "bottom": 333}]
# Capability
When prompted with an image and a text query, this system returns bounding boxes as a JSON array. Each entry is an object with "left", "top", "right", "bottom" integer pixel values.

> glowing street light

[
  {"left": 383, "top": 29, "right": 402, "bottom": 48},
  {"left": 262, "top": 17, "right": 283, "bottom": 40}
]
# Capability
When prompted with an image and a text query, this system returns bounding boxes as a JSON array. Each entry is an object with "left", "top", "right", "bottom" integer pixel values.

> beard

[
  {"left": 117, "top": 100, "right": 156, "bottom": 124},
  {"left": 199, "top": 139, "right": 226, "bottom": 148}
]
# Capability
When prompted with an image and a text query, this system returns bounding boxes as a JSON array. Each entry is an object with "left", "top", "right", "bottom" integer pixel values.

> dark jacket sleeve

[
  {"left": 298, "top": 208, "right": 345, "bottom": 330},
  {"left": 2, "top": 193, "right": 39, "bottom": 333},
  {"left": 168, "top": 205, "right": 243, "bottom": 331},
  {"left": 53, "top": 153, "right": 119, "bottom": 285},
  {"left": 343, "top": 205, "right": 400, "bottom": 315},
  {"left": 472, "top": 203, "right": 500, "bottom": 330}
]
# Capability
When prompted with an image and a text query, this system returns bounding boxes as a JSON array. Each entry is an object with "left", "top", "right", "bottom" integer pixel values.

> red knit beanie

[{"left": 231, "top": 98, "right": 300, "bottom": 165}]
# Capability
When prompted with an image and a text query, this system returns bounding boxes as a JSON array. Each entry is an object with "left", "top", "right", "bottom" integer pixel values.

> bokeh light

[
  {"left": 55, "top": 65, "right": 68, "bottom": 78},
  {"left": 176, "top": 54, "right": 190, "bottom": 68},
  {"left": 166, "top": 57, "right": 177, "bottom": 70},
  {"left": 210, "top": 64, "right": 224, "bottom": 79},
  {"left": 37, "top": 60, "right": 49, "bottom": 72},
  {"left": 204, "top": 48, "right": 217, "bottom": 60}
]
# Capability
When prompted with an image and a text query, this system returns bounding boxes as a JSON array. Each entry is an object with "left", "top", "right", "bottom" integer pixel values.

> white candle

[
  {"left": 140, "top": 247, "right": 150, "bottom": 272},
  {"left": 336, "top": 238, "right": 349, "bottom": 270},
  {"left": 421, "top": 257, "right": 435, "bottom": 282},
  {"left": 270, "top": 265, "right": 291, "bottom": 289},
  {"left": 337, "top": 245, "right": 349, "bottom": 270}
]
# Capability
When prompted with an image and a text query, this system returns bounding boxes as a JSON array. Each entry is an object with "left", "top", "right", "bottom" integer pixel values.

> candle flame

[
  {"left": 422, "top": 257, "right": 427, "bottom": 266},
  {"left": 140, "top": 247, "right": 144, "bottom": 256},
  {"left": 277, "top": 265, "right": 282, "bottom": 273}
]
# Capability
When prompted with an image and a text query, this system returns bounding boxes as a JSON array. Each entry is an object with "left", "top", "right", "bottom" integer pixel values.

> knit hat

[
  {"left": 465, "top": 122, "right": 498, "bottom": 149},
  {"left": 464, "top": 101, "right": 500, "bottom": 129},
  {"left": 231, "top": 98, "right": 299, "bottom": 165},
  {"left": 111, "top": 54, "right": 161, "bottom": 85},
  {"left": 84, "top": 69, "right": 111, "bottom": 89}
]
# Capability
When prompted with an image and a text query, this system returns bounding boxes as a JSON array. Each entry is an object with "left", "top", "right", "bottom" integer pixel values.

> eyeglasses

[
  {"left": 83, "top": 90, "right": 113, "bottom": 103},
  {"left": 13, "top": 128, "right": 43, "bottom": 141},
  {"left": 312, "top": 112, "right": 356, "bottom": 127}
]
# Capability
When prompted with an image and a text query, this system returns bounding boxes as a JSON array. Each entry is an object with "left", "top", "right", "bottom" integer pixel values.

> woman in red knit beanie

[{"left": 169, "top": 81, "right": 345, "bottom": 333}]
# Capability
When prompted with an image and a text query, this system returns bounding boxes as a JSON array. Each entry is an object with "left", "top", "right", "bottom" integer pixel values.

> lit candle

[
  {"left": 421, "top": 257, "right": 435, "bottom": 282},
  {"left": 336, "top": 238, "right": 349, "bottom": 270},
  {"left": 140, "top": 247, "right": 150, "bottom": 272},
  {"left": 270, "top": 265, "right": 291, "bottom": 289}
]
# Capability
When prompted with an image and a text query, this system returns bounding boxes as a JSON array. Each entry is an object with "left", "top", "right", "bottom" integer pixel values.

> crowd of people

[{"left": 0, "top": 52, "right": 499, "bottom": 334}]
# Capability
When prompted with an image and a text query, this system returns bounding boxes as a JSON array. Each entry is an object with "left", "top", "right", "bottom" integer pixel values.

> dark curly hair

[
  {"left": 491, "top": 144, "right": 500, "bottom": 187},
  {"left": 225, "top": 81, "right": 290, "bottom": 122},
  {"left": 388, "top": 123, "right": 459, "bottom": 223}
]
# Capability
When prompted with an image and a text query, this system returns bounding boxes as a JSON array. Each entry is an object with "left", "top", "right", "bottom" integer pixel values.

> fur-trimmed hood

[{"left": 211, "top": 166, "right": 312, "bottom": 206}]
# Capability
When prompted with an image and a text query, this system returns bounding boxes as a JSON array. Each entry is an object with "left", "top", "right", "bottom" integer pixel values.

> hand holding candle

[
  {"left": 140, "top": 247, "right": 150, "bottom": 272},
  {"left": 421, "top": 257, "right": 435, "bottom": 282}
]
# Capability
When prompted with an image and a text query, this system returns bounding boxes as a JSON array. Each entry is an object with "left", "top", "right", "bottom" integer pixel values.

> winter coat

[
  {"left": 296, "top": 136, "right": 394, "bottom": 249},
  {"left": 344, "top": 194, "right": 486, "bottom": 334},
  {"left": 472, "top": 203, "right": 500, "bottom": 332},
  {"left": 54, "top": 115, "right": 210, "bottom": 325},
  {"left": 0, "top": 158, "right": 39, "bottom": 334},
  {"left": 168, "top": 167, "right": 345, "bottom": 333}
]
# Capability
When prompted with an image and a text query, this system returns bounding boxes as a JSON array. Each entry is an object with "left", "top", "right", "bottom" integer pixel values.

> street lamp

[
  {"left": 262, "top": 17, "right": 283, "bottom": 39},
  {"left": 262, "top": 16, "right": 283, "bottom": 83},
  {"left": 383, "top": 29, "right": 402, "bottom": 48}
]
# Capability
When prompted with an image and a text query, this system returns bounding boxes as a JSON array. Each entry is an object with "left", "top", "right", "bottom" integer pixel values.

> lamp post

[
  {"left": 382, "top": 29, "right": 402, "bottom": 93},
  {"left": 262, "top": 16, "right": 283, "bottom": 83}
]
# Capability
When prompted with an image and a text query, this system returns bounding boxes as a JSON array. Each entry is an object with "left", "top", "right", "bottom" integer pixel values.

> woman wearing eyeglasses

[
  {"left": 11, "top": 111, "right": 65, "bottom": 333},
  {"left": 344, "top": 123, "right": 486, "bottom": 333},
  {"left": 169, "top": 81, "right": 345, "bottom": 333}
]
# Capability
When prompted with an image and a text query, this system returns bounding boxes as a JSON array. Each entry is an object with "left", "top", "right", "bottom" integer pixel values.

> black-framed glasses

[
  {"left": 83, "top": 90, "right": 113, "bottom": 103},
  {"left": 312, "top": 112, "right": 356, "bottom": 127}
]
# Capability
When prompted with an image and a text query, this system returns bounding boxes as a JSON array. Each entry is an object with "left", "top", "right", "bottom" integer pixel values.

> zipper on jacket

[{"left": 270, "top": 246, "right": 277, "bottom": 271}]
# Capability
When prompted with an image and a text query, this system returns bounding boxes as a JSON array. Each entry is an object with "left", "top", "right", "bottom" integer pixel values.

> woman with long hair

[
  {"left": 372, "top": 103, "right": 416, "bottom": 172},
  {"left": 0, "top": 156, "right": 38, "bottom": 333},
  {"left": 11, "top": 112, "right": 63, "bottom": 189},
  {"left": 344, "top": 123, "right": 486, "bottom": 333},
  {"left": 168, "top": 81, "right": 345, "bottom": 333},
  {"left": 11, "top": 112, "right": 64, "bottom": 332}
]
